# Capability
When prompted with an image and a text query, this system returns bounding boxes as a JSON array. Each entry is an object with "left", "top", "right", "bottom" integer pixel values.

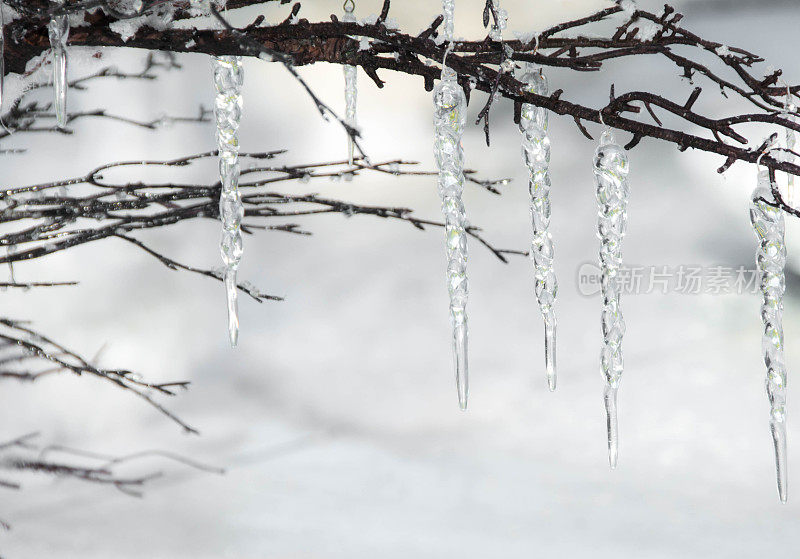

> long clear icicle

[
  {"left": 434, "top": 0, "right": 469, "bottom": 410},
  {"left": 750, "top": 168, "right": 789, "bottom": 503},
  {"left": 214, "top": 55, "right": 244, "bottom": 347},
  {"left": 520, "top": 64, "right": 557, "bottom": 391},
  {"left": 343, "top": 1, "right": 357, "bottom": 165},
  {"left": 48, "top": 11, "right": 69, "bottom": 129},
  {"left": 594, "top": 129, "right": 630, "bottom": 469}
]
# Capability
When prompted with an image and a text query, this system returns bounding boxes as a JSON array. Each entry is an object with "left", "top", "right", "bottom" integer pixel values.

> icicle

[
  {"left": 1, "top": 2, "right": 5, "bottom": 110},
  {"left": 214, "top": 55, "right": 244, "bottom": 347},
  {"left": 6, "top": 245, "right": 15, "bottom": 284},
  {"left": 434, "top": 0, "right": 469, "bottom": 410},
  {"left": 442, "top": 0, "right": 455, "bottom": 41},
  {"left": 785, "top": 104, "right": 796, "bottom": 207},
  {"left": 343, "top": 0, "right": 358, "bottom": 165},
  {"left": 750, "top": 166, "right": 789, "bottom": 503},
  {"left": 48, "top": 4, "right": 69, "bottom": 129},
  {"left": 594, "top": 128, "right": 630, "bottom": 469},
  {"left": 519, "top": 64, "right": 557, "bottom": 391},
  {"left": 488, "top": 0, "right": 507, "bottom": 41}
]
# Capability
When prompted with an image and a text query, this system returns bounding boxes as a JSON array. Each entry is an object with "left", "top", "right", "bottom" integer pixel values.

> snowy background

[{"left": 4, "top": 0, "right": 800, "bottom": 557}]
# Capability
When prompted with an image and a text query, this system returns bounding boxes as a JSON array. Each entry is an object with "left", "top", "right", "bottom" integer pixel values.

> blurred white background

[{"left": 4, "top": 0, "right": 800, "bottom": 557}]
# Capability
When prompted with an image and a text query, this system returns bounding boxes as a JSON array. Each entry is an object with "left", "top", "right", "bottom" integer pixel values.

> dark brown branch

[
  {"left": 3, "top": 1, "right": 797, "bottom": 186},
  {"left": 0, "top": 431, "right": 223, "bottom": 525},
  {"left": 0, "top": 318, "right": 196, "bottom": 433}
]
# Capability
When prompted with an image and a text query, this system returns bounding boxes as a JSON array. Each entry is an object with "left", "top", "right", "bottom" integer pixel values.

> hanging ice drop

[
  {"left": 214, "top": 55, "right": 244, "bottom": 347},
  {"left": 594, "top": 128, "right": 630, "bottom": 469},
  {"left": 48, "top": 7, "right": 69, "bottom": 129},
  {"left": 750, "top": 167, "right": 789, "bottom": 503},
  {"left": 519, "top": 64, "right": 557, "bottom": 391},
  {"left": 434, "top": 0, "right": 469, "bottom": 410},
  {"left": 343, "top": 0, "right": 358, "bottom": 165}
]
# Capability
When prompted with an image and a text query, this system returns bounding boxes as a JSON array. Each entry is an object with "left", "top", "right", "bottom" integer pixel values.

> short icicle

[
  {"left": 750, "top": 167, "right": 789, "bottom": 503},
  {"left": 519, "top": 63, "right": 557, "bottom": 391},
  {"left": 594, "top": 128, "right": 630, "bottom": 469},
  {"left": 487, "top": 0, "right": 507, "bottom": 41},
  {"left": 214, "top": 55, "right": 245, "bottom": 347},
  {"left": 434, "top": 0, "right": 469, "bottom": 410},
  {"left": 785, "top": 103, "right": 797, "bottom": 207},
  {"left": 343, "top": 0, "right": 358, "bottom": 165},
  {"left": 48, "top": 4, "right": 70, "bottom": 129}
]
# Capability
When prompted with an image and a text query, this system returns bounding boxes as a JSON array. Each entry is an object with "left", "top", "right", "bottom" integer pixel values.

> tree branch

[{"left": 4, "top": 1, "right": 798, "bottom": 184}]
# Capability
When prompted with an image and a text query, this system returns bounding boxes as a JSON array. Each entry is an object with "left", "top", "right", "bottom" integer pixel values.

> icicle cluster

[
  {"left": 343, "top": 1, "right": 358, "bottom": 165},
  {"left": 750, "top": 169, "right": 789, "bottom": 503},
  {"left": 519, "top": 64, "right": 557, "bottom": 391},
  {"left": 434, "top": 0, "right": 469, "bottom": 410},
  {"left": 594, "top": 129, "right": 630, "bottom": 469},
  {"left": 48, "top": 9, "right": 70, "bottom": 129},
  {"left": 214, "top": 55, "right": 245, "bottom": 347}
]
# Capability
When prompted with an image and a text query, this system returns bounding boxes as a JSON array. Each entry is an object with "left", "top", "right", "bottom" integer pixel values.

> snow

[
  {"left": 0, "top": 3, "right": 19, "bottom": 26},
  {"left": 109, "top": 17, "right": 148, "bottom": 42},
  {"left": 2, "top": 54, "right": 48, "bottom": 110},
  {"left": 362, "top": 14, "right": 379, "bottom": 26},
  {"left": 636, "top": 20, "right": 662, "bottom": 42},
  {"left": 620, "top": 0, "right": 638, "bottom": 18},
  {"left": 513, "top": 31, "right": 539, "bottom": 47},
  {"left": 2, "top": 47, "right": 105, "bottom": 114},
  {"left": 108, "top": 3, "right": 176, "bottom": 42},
  {"left": 385, "top": 17, "right": 400, "bottom": 30},
  {"left": 715, "top": 44, "right": 731, "bottom": 57}
]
